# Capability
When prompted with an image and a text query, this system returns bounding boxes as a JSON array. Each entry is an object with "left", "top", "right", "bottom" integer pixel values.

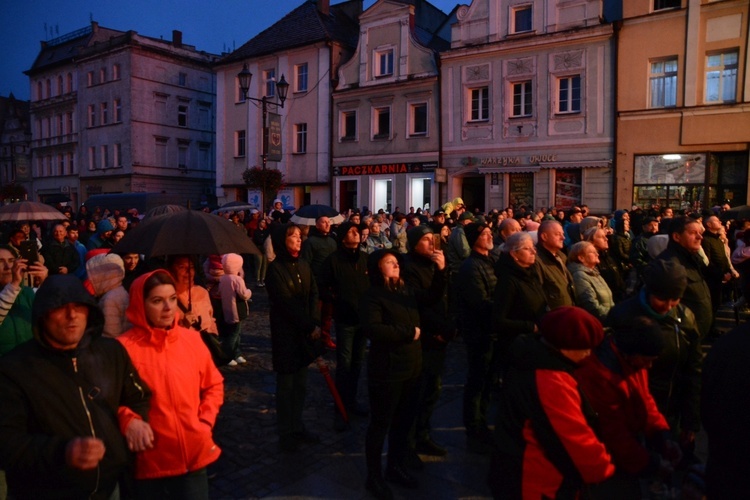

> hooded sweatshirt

[
  {"left": 117, "top": 270, "right": 224, "bottom": 479},
  {"left": 0, "top": 275, "right": 151, "bottom": 499},
  {"left": 87, "top": 253, "right": 130, "bottom": 337},
  {"left": 218, "top": 253, "right": 252, "bottom": 324}
]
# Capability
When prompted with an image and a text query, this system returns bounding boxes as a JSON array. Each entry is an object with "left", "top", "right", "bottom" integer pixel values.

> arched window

[{"left": 57, "top": 75, "right": 63, "bottom": 95}]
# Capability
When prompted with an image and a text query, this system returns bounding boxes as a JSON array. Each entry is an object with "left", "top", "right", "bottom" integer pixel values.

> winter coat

[
  {"left": 445, "top": 225, "right": 470, "bottom": 274},
  {"left": 359, "top": 250, "right": 446, "bottom": 382},
  {"left": 534, "top": 245, "right": 576, "bottom": 309},
  {"left": 318, "top": 244, "right": 370, "bottom": 327},
  {"left": 630, "top": 231, "right": 656, "bottom": 272},
  {"left": 657, "top": 241, "right": 713, "bottom": 338},
  {"left": 701, "top": 230, "right": 732, "bottom": 286},
  {"left": 218, "top": 254, "right": 252, "bottom": 324},
  {"left": 0, "top": 284, "right": 34, "bottom": 356},
  {"left": 568, "top": 261, "right": 614, "bottom": 322},
  {"left": 701, "top": 322, "right": 750, "bottom": 498},
  {"left": 491, "top": 335, "right": 614, "bottom": 499},
  {"left": 0, "top": 274, "right": 151, "bottom": 499},
  {"left": 266, "top": 224, "right": 321, "bottom": 374},
  {"left": 492, "top": 252, "right": 548, "bottom": 357},
  {"left": 456, "top": 251, "right": 497, "bottom": 344},
  {"left": 86, "top": 219, "right": 114, "bottom": 251},
  {"left": 87, "top": 253, "right": 129, "bottom": 338},
  {"left": 575, "top": 337, "right": 670, "bottom": 476},
  {"left": 402, "top": 251, "right": 454, "bottom": 350},
  {"left": 607, "top": 290, "right": 702, "bottom": 432},
  {"left": 41, "top": 239, "right": 79, "bottom": 275},
  {"left": 118, "top": 270, "right": 224, "bottom": 479},
  {"left": 389, "top": 220, "right": 408, "bottom": 254},
  {"left": 365, "top": 231, "right": 392, "bottom": 254},
  {"left": 300, "top": 227, "right": 337, "bottom": 279},
  {"left": 175, "top": 285, "right": 218, "bottom": 335},
  {"left": 597, "top": 250, "right": 626, "bottom": 302}
]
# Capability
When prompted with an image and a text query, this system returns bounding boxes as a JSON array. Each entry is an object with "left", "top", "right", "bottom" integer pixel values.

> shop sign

[
  {"left": 477, "top": 154, "right": 558, "bottom": 166},
  {"left": 333, "top": 162, "right": 437, "bottom": 176}
]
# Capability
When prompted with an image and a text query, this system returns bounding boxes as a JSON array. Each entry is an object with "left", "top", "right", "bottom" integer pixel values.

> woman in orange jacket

[{"left": 117, "top": 270, "right": 224, "bottom": 499}]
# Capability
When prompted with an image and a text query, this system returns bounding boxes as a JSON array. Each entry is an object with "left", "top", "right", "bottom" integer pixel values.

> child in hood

[
  {"left": 219, "top": 253, "right": 252, "bottom": 366},
  {"left": 86, "top": 252, "right": 130, "bottom": 337}
]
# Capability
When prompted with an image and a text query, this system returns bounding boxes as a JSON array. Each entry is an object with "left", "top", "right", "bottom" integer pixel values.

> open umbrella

[
  {"left": 721, "top": 205, "right": 750, "bottom": 221},
  {"left": 0, "top": 201, "right": 66, "bottom": 221},
  {"left": 144, "top": 204, "right": 187, "bottom": 220},
  {"left": 290, "top": 204, "right": 345, "bottom": 226},
  {"left": 211, "top": 203, "right": 257, "bottom": 215},
  {"left": 112, "top": 209, "right": 260, "bottom": 257}
]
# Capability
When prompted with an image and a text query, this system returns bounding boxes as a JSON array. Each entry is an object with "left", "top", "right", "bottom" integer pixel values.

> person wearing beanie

[
  {"left": 318, "top": 222, "right": 370, "bottom": 431},
  {"left": 489, "top": 306, "right": 614, "bottom": 499},
  {"left": 455, "top": 222, "right": 497, "bottom": 453},
  {"left": 402, "top": 225, "right": 454, "bottom": 460},
  {"left": 360, "top": 248, "right": 446, "bottom": 498},
  {"left": 576, "top": 316, "right": 682, "bottom": 496},
  {"left": 606, "top": 259, "right": 702, "bottom": 462}
]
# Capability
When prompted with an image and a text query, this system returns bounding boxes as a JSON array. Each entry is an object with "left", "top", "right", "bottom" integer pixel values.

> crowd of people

[{"left": 0, "top": 197, "right": 748, "bottom": 499}]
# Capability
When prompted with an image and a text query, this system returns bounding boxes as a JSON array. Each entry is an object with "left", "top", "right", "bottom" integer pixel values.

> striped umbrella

[{"left": 0, "top": 201, "right": 66, "bottom": 221}]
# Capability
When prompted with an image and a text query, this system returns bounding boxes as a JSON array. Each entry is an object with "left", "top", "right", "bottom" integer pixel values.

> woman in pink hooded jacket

[{"left": 117, "top": 270, "right": 224, "bottom": 499}]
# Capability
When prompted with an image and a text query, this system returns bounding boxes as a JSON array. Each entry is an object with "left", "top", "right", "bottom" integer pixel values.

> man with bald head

[
  {"left": 535, "top": 220, "right": 576, "bottom": 309},
  {"left": 701, "top": 215, "right": 735, "bottom": 320}
]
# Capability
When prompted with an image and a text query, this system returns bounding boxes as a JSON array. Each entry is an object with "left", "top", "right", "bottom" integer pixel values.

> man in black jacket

[
  {"left": 403, "top": 226, "right": 455, "bottom": 458},
  {"left": 41, "top": 223, "right": 79, "bottom": 275},
  {"left": 318, "top": 222, "right": 370, "bottom": 430},
  {"left": 0, "top": 275, "right": 151, "bottom": 500}
]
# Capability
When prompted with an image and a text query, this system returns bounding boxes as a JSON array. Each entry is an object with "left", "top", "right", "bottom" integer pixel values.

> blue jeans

[
  {"left": 134, "top": 468, "right": 209, "bottom": 500},
  {"left": 219, "top": 321, "right": 241, "bottom": 359}
]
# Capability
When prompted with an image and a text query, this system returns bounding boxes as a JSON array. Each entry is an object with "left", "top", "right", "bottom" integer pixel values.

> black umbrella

[
  {"left": 290, "top": 204, "right": 345, "bottom": 226},
  {"left": 721, "top": 205, "right": 750, "bottom": 221},
  {"left": 143, "top": 204, "right": 188, "bottom": 220},
  {"left": 112, "top": 209, "right": 260, "bottom": 257}
]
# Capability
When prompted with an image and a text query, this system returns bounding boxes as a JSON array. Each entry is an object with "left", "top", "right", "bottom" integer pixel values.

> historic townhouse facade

[
  {"left": 26, "top": 22, "right": 218, "bottom": 208},
  {"left": 331, "top": 0, "right": 453, "bottom": 213},
  {"left": 214, "top": 0, "right": 360, "bottom": 210},
  {"left": 0, "top": 95, "right": 32, "bottom": 195},
  {"left": 615, "top": 0, "right": 750, "bottom": 210},
  {"left": 440, "top": 0, "right": 616, "bottom": 213}
]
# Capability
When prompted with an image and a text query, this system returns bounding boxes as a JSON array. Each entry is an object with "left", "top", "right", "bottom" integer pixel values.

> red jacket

[
  {"left": 118, "top": 271, "right": 224, "bottom": 479},
  {"left": 575, "top": 338, "right": 669, "bottom": 475}
]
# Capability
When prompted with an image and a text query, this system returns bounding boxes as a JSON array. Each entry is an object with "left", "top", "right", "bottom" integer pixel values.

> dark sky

[{"left": 1, "top": 0, "right": 459, "bottom": 101}]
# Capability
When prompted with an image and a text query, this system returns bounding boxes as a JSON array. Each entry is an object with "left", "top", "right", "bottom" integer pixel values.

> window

[
  {"left": 88, "top": 105, "right": 96, "bottom": 127},
  {"left": 36, "top": 82, "right": 42, "bottom": 100},
  {"left": 67, "top": 152, "right": 75, "bottom": 175},
  {"left": 178, "top": 104, "right": 188, "bottom": 127},
  {"left": 178, "top": 144, "right": 188, "bottom": 170},
  {"left": 100, "top": 145, "right": 108, "bottom": 169},
  {"left": 264, "top": 69, "right": 275, "bottom": 97},
  {"left": 87, "top": 71, "right": 94, "bottom": 87},
  {"left": 375, "top": 49, "right": 394, "bottom": 77},
  {"left": 654, "top": 0, "right": 680, "bottom": 10},
  {"left": 113, "top": 64, "right": 120, "bottom": 80},
  {"left": 511, "top": 5, "right": 532, "bottom": 33},
  {"left": 295, "top": 63, "right": 308, "bottom": 92},
  {"left": 410, "top": 103, "right": 428, "bottom": 136},
  {"left": 373, "top": 107, "right": 391, "bottom": 139},
  {"left": 557, "top": 75, "right": 581, "bottom": 113},
  {"left": 178, "top": 72, "right": 187, "bottom": 86},
  {"left": 512, "top": 80, "right": 533, "bottom": 117},
  {"left": 57, "top": 76, "right": 63, "bottom": 95},
  {"left": 155, "top": 138, "right": 168, "bottom": 167},
  {"left": 66, "top": 112, "right": 74, "bottom": 134},
  {"left": 46, "top": 79, "right": 51, "bottom": 97},
  {"left": 236, "top": 130, "right": 246, "bottom": 157},
  {"left": 294, "top": 123, "right": 308, "bottom": 153},
  {"left": 341, "top": 111, "right": 357, "bottom": 140},
  {"left": 705, "top": 50, "right": 738, "bottom": 103},
  {"left": 66, "top": 73, "right": 73, "bottom": 93},
  {"left": 57, "top": 154, "right": 64, "bottom": 176},
  {"left": 114, "top": 99, "right": 122, "bottom": 122},
  {"left": 100, "top": 102, "right": 108, "bottom": 125},
  {"left": 99, "top": 68, "right": 106, "bottom": 83},
  {"left": 57, "top": 114, "right": 64, "bottom": 136},
  {"left": 89, "top": 146, "right": 97, "bottom": 170},
  {"left": 649, "top": 59, "right": 677, "bottom": 108},
  {"left": 469, "top": 87, "right": 489, "bottom": 121},
  {"left": 114, "top": 144, "right": 122, "bottom": 167}
]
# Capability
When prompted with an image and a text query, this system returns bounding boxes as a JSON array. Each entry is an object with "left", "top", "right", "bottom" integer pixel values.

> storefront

[
  {"left": 632, "top": 151, "right": 748, "bottom": 210},
  {"left": 332, "top": 161, "right": 437, "bottom": 214}
]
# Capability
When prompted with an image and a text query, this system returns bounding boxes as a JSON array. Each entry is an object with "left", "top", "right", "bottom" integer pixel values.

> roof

[
  {"left": 219, "top": 0, "right": 360, "bottom": 65},
  {"left": 26, "top": 24, "right": 126, "bottom": 75}
]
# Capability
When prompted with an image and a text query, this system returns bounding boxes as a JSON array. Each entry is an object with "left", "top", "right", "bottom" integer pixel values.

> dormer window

[{"left": 375, "top": 49, "right": 394, "bottom": 77}]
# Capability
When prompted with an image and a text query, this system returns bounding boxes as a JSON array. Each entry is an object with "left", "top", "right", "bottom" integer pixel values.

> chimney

[
  {"left": 172, "top": 30, "right": 182, "bottom": 48},
  {"left": 318, "top": 0, "right": 330, "bottom": 16}
]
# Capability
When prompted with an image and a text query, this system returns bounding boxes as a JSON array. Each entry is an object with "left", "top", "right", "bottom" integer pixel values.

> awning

[
  {"left": 538, "top": 160, "right": 612, "bottom": 169},
  {"left": 478, "top": 166, "right": 540, "bottom": 174}
]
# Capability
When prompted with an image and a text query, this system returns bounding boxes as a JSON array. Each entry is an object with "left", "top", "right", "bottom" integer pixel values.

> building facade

[
  {"left": 331, "top": 0, "right": 452, "bottom": 214},
  {"left": 0, "top": 94, "right": 32, "bottom": 199},
  {"left": 26, "top": 22, "right": 218, "bottom": 208},
  {"left": 615, "top": 0, "right": 750, "bottom": 211},
  {"left": 215, "top": 0, "right": 360, "bottom": 211},
  {"left": 440, "top": 0, "right": 616, "bottom": 214}
]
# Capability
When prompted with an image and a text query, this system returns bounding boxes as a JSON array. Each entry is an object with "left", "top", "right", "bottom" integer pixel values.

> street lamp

[{"left": 237, "top": 62, "right": 289, "bottom": 212}]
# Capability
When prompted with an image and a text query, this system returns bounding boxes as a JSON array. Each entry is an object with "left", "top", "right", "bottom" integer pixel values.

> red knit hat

[{"left": 540, "top": 306, "right": 604, "bottom": 350}]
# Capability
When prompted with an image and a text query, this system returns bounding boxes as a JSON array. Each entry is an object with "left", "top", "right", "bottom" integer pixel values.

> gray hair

[
  {"left": 504, "top": 231, "right": 533, "bottom": 253},
  {"left": 568, "top": 241, "right": 595, "bottom": 263}
]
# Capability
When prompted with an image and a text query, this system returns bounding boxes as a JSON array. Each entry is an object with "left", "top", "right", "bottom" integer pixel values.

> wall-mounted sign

[
  {"left": 333, "top": 162, "right": 437, "bottom": 176},
  {"left": 267, "top": 112, "right": 282, "bottom": 162}
]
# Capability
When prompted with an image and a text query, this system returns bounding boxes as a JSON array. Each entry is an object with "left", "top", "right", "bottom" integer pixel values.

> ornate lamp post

[{"left": 237, "top": 63, "right": 289, "bottom": 211}]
